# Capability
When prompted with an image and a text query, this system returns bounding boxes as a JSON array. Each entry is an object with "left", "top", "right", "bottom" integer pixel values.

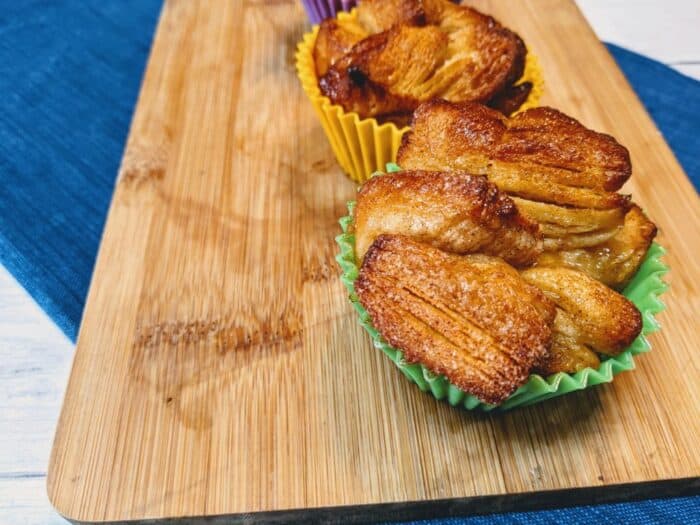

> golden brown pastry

[
  {"left": 398, "top": 100, "right": 631, "bottom": 208},
  {"left": 353, "top": 170, "right": 543, "bottom": 266},
  {"left": 510, "top": 198, "right": 628, "bottom": 251},
  {"left": 356, "top": 234, "right": 556, "bottom": 404},
  {"left": 537, "top": 309, "right": 601, "bottom": 376},
  {"left": 521, "top": 267, "right": 642, "bottom": 358},
  {"left": 356, "top": 0, "right": 426, "bottom": 33},
  {"left": 313, "top": 15, "right": 367, "bottom": 77},
  {"left": 314, "top": 0, "right": 531, "bottom": 122},
  {"left": 397, "top": 100, "right": 656, "bottom": 285},
  {"left": 536, "top": 205, "right": 658, "bottom": 289}
]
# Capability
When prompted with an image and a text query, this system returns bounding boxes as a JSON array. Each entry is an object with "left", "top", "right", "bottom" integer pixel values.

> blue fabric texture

[
  {"left": 0, "top": 0, "right": 161, "bottom": 340},
  {"left": 0, "top": 2, "right": 698, "bottom": 523},
  {"left": 405, "top": 495, "right": 700, "bottom": 525},
  {"left": 608, "top": 43, "right": 700, "bottom": 190}
]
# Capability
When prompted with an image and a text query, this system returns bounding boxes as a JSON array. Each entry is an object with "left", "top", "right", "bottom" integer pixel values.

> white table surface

[{"left": 1, "top": 1, "right": 698, "bottom": 523}]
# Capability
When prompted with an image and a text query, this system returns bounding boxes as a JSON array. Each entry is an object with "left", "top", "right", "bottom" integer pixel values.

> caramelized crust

[
  {"left": 398, "top": 100, "right": 632, "bottom": 203},
  {"left": 319, "top": 26, "right": 440, "bottom": 119},
  {"left": 314, "top": 0, "right": 530, "bottom": 120},
  {"left": 488, "top": 82, "right": 534, "bottom": 116},
  {"left": 536, "top": 205, "right": 657, "bottom": 289},
  {"left": 512, "top": 198, "right": 629, "bottom": 251},
  {"left": 353, "top": 170, "right": 543, "bottom": 266},
  {"left": 521, "top": 267, "right": 642, "bottom": 356},
  {"left": 536, "top": 309, "right": 600, "bottom": 376},
  {"left": 313, "top": 19, "right": 366, "bottom": 78},
  {"left": 356, "top": 0, "right": 426, "bottom": 33},
  {"left": 356, "top": 235, "right": 555, "bottom": 404},
  {"left": 396, "top": 100, "right": 656, "bottom": 282}
]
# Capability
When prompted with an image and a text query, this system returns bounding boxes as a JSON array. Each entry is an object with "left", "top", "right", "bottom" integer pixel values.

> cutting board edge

[
  {"left": 45, "top": 0, "right": 700, "bottom": 521},
  {"left": 49, "top": 477, "right": 700, "bottom": 524}
]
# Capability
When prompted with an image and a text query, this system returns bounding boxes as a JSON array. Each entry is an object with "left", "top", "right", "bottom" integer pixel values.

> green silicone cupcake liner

[{"left": 335, "top": 164, "right": 669, "bottom": 411}]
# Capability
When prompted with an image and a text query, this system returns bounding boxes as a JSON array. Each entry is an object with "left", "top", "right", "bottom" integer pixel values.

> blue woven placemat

[{"left": 0, "top": 2, "right": 698, "bottom": 523}]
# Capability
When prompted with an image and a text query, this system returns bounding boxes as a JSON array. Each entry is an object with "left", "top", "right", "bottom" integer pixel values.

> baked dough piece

[
  {"left": 398, "top": 100, "right": 656, "bottom": 287},
  {"left": 353, "top": 169, "right": 543, "bottom": 266},
  {"left": 356, "top": 234, "right": 556, "bottom": 404},
  {"left": 535, "top": 205, "right": 657, "bottom": 289},
  {"left": 314, "top": 0, "right": 531, "bottom": 122},
  {"left": 521, "top": 267, "right": 642, "bottom": 375},
  {"left": 537, "top": 309, "right": 601, "bottom": 376}
]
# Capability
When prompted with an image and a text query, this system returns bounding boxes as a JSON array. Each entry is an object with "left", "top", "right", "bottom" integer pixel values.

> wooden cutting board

[{"left": 48, "top": 0, "right": 700, "bottom": 522}]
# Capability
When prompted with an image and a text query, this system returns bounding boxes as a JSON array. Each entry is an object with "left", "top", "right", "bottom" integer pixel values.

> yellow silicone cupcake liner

[{"left": 295, "top": 9, "right": 545, "bottom": 183}]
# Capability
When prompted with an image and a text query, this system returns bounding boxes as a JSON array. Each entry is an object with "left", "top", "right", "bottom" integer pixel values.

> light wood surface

[{"left": 47, "top": 0, "right": 700, "bottom": 521}]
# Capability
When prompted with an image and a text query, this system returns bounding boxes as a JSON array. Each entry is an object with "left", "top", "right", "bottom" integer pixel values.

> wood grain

[{"left": 48, "top": 0, "right": 700, "bottom": 521}]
